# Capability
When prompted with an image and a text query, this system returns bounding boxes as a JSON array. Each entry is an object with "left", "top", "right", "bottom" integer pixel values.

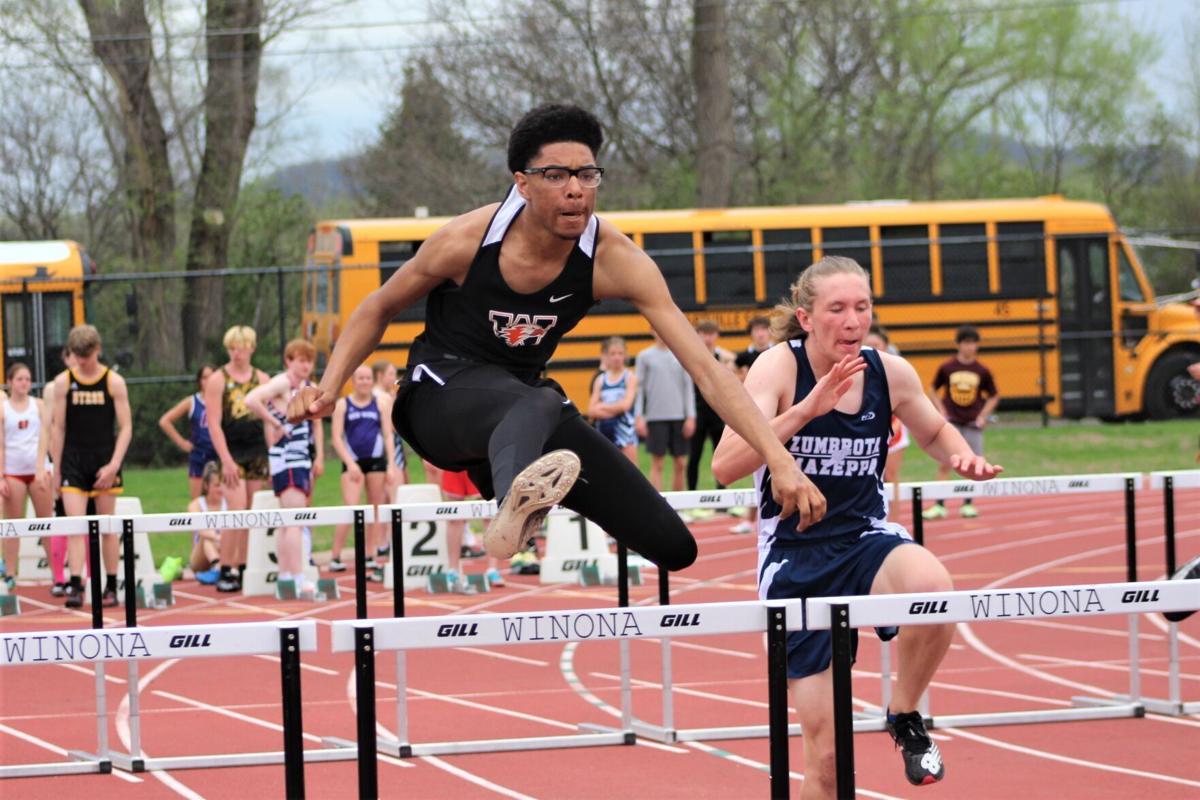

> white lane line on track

[
  {"left": 637, "top": 638, "right": 758, "bottom": 660},
  {"left": 456, "top": 647, "right": 549, "bottom": 666},
  {"left": 1007, "top": 617, "right": 1167, "bottom": 640},
  {"left": 346, "top": 664, "right": 551, "bottom": 794},
  {"left": 116, "top": 659, "right": 205, "bottom": 800},
  {"left": 253, "top": 654, "right": 339, "bottom": 675},
  {"left": 153, "top": 689, "right": 329, "bottom": 743},
  {"left": 0, "top": 722, "right": 143, "bottom": 783},
  {"left": 372, "top": 676, "right": 578, "bottom": 732},
  {"left": 589, "top": 671, "right": 779, "bottom": 711},
  {"left": 954, "top": 517, "right": 1200, "bottom": 781},
  {"left": 941, "top": 726, "right": 1200, "bottom": 789},
  {"left": 57, "top": 662, "right": 126, "bottom": 684},
  {"left": 418, "top": 755, "right": 540, "bottom": 799},
  {"left": 1018, "top": 652, "right": 1200, "bottom": 681},
  {"left": 681, "top": 740, "right": 905, "bottom": 799}
]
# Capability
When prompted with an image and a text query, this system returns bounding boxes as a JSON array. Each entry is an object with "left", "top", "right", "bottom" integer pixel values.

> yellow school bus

[
  {"left": 304, "top": 197, "right": 1200, "bottom": 419},
  {"left": 0, "top": 241, "right": 92, "bottom": 386}
]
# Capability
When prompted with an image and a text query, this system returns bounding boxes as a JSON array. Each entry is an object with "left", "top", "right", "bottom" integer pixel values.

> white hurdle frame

[
  {"left": 108, "top": 505, "right": 373, "bottom": 772},
  {"left": 807, "top": 579, "right": 1200, "bottom": 800},
  {"left": 330, "top": 598, "right": 807, "bottom": 799},
  {"left": 897, "top": 472, "right": 1152, "bottom": 723},
  {"left": 0, "top": 515, "right": 114, "bottom": 777},
  {"left": 341, "top": 499, "right": 640, "bottom": 761},
  {"left": 0, "top": 619, "right": 317, "bottom": 789},
  {"left": 1127, "top": 469, "right": 1200, "bottom": 716},
  {"left": 630, "top": 488, "right": 895, "bottom": 744}
]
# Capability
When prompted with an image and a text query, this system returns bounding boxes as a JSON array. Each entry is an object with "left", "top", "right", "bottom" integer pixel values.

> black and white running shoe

[
  {"left": 886, "top": 709, "right": 944, "bottom": 786},
  {"left": 1164, "top": 553, "right": 1200, "bottom": 623}
]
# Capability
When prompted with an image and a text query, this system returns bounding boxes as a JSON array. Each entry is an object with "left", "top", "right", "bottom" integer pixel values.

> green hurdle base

[
  {"left": 579, "top": 564, "right": 642, "bottom": 587},
  {"left": 0, "top": 594, "right": 19, "bottom": 616},
  {"left": 427, "top": 573, "right": 491, "bottom": 594},
  {"left": 132, "top": 583, "right": 175, "bottom": 609},
  {"left": 277, "top": 578, "right": 336, "bottom": 601}
]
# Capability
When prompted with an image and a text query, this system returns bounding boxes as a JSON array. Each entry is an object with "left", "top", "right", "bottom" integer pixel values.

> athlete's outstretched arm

[
  {"left": 595, "top": 224, "right": 821, "bottom": 525},
  {"left": 887, "top": 353, "right": 1002, "bottom": 480},
  {"left": 291, "top": 208, "right": 493, "bottom": 422},
  {"left": 711, "top": 348, "right": 866, "bottom": 484}
]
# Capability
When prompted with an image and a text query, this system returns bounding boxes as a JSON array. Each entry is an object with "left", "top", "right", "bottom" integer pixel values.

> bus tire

[{"left": 1144, "top": 350, "right": 1200, "bottom": 419}]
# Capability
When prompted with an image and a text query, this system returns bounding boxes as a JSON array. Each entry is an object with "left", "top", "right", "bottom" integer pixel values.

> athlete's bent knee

[{"left": 658, "top": 534, "right": 697, "bottom": 572}]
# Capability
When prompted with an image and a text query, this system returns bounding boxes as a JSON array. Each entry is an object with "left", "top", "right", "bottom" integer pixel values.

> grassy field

[{"left": 120, "top": 417, "right": 1195, "bottom": 567}]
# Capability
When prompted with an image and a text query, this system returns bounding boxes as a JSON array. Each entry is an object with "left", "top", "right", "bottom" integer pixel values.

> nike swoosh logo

[
  {"left": 549, "top": 293, "right": 573, "bottom": 303},
  {"left": 860, "top": 411, "right": 876, "bottom": 421}
]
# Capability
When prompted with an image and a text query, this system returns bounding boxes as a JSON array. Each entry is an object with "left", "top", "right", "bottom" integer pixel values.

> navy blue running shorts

[{"left": 759, "top": 531, "right": 915, "bottom": 679}]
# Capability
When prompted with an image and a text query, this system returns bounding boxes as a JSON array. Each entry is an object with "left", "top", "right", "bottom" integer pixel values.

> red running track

[{"left": 1, "top": 487, "right": 1198, "bottom": 799}]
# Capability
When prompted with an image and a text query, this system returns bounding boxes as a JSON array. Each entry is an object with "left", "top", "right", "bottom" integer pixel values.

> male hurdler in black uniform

[{"left": 291, "top": 104, "right": 823, "bottom": 570}]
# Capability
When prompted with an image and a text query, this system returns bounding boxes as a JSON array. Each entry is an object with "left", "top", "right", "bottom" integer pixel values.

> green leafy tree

[{"left": 354, "top": 59, "right": 501, "bottom": 216}]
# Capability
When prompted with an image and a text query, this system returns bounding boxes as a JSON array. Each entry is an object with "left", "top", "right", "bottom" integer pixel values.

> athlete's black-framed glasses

[{"left": 521, "top": 165, "right": 605, "bottom": 188}]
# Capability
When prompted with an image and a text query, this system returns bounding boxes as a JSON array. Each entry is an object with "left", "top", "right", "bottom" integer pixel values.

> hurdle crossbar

[
  {"left": 0, "top": 515, "right": 114, "bottom": 775},
  {"left": 1123, "top": 470, "right": 1200, "bottom": 717},
  {"left": 331, "top": 598, "right": 805, "bottom": 798},
  {"left": 0, "top": 620, "right": 321, "bottom": 783},
  {"left": 107, "top": 505, "right": 371, "bottom": 772},
  {"left": 899, "top": 472, "right": 1155, "bottom": 719},
  {"left": 627, "top": 489, "right": 891, "bottom": 745},
  {"left": 807, "top": 579, "right": 1200, "bottom": 800}
]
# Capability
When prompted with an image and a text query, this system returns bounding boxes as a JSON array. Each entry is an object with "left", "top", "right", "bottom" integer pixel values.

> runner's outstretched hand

[
  {"left": 288, "top": 385, "right": 337, "bottom": 423},
  {"left": 799, "top": 354, "right": 867, "bottom": 419},
  {"left": 950, "top": 453, "right": 1003, "bottom": 481},
  {"left": 766, "top": 458, "right": 827, "bottom": 529}
]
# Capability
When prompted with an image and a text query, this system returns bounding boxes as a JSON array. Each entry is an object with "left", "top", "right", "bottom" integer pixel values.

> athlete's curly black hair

[{"left": 507, "top": 104, "right": 604, "bottom": 174}]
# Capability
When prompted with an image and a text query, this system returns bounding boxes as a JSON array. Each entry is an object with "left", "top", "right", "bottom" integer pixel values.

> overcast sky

[{"left": 265, "top": 0, "right": 1197, "bottom": 169}]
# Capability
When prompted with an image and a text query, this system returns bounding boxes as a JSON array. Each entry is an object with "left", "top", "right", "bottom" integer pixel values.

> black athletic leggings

[
  {"left": 394, "top": 360, "right": 697, "bottom": 571},
  {"left": 687, "top": 409, "right": 726, "bottom": 492}
]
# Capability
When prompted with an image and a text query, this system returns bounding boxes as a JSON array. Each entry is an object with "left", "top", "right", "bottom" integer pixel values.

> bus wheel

[{"left": 1145, "top": 351, "right": 1200, "bottom": 419}]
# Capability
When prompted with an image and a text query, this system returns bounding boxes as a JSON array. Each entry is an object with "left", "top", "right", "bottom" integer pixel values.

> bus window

[
  {"left": 939, "top": 223, "right": 989, "bottom": 298},
  {"left": 331, "top": 267, "right": 340, "bottom": 313},
  {"left": 380, "top": 240, "right": 428, "bottom": 322},
  {"left": 644, "top": 232, "right": 697, "bottom": 308},
  {"left": 42, "top": 293, "right": 71, "bottom": 378},
  {"left": 702, "top": 230, "right": 754, "bottom": 306},
  {"left": 997, "top": 222, "right": 1046, "bottom": 296},
  {"left": 880, "top": 225, "right": 932, "bottom": 300},
  {"left": 379, "top": 241, "right": 418, "bottom": 283},
  {"left": 3, "top": 295, "right": 30, "bottom": 368},
  {"left": 763, "top": 228, "right": 812, "bottom": 303},
  {"left": 821, "top": 227, "right": 871, "bottom": 274},
  {"left": 315, "top": 270, "right": 329, "bottom": 312},
  {"left": 1117, "top": 246, "right": 1146, "bottom": 302}
]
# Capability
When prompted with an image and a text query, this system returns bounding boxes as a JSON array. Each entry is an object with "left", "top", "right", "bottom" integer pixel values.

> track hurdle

[
  {"left": 104, "top": 505, "right": 370, "bottom": 772},
  {"left": 806, "top": 579, "right": 1200, "bottom": 800},
  {"left": 1135, "top": 469, "right": 1200, "bottom": 716},
  {"left": 347, "top": 498, "right": 642, "bottom": 765},
  {"left": 899, "top": 472, "right": 1147, "bottom": 718},
  {"left": 629, "top": 488, "right": 894, "bottom": 745},
  {"left": 0, "top": 514, "right": 112, "bottom": 776},
  {"left": 330, "top": 598, "right": 804, "bottom": 799},
  {"left": 0, "top": 619, "right": 317, "bottom": 794}
]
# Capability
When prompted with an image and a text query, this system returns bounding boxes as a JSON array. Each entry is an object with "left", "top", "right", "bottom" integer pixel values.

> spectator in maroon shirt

[{"left": 923, "top": 326, "right": 999, "bottom": 519}]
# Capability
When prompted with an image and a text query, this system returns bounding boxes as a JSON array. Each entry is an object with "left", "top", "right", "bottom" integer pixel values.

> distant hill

[{"left": 270, "top": 157, "right": 359, "bottom": 207}]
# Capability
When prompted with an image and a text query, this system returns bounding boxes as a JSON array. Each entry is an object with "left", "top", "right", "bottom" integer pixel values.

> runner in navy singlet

[
  {"left": 158, "top": 365, "right": 218, "bottom": 498},
  {"left": 291, "top": 104, "right": 823, "bottom": 569},
  {"left": 712, "top": 256, "right": 1002, "bottom": 793},
  {"left": 330, "top": 364, "right": 400, "bottom": 572}
]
